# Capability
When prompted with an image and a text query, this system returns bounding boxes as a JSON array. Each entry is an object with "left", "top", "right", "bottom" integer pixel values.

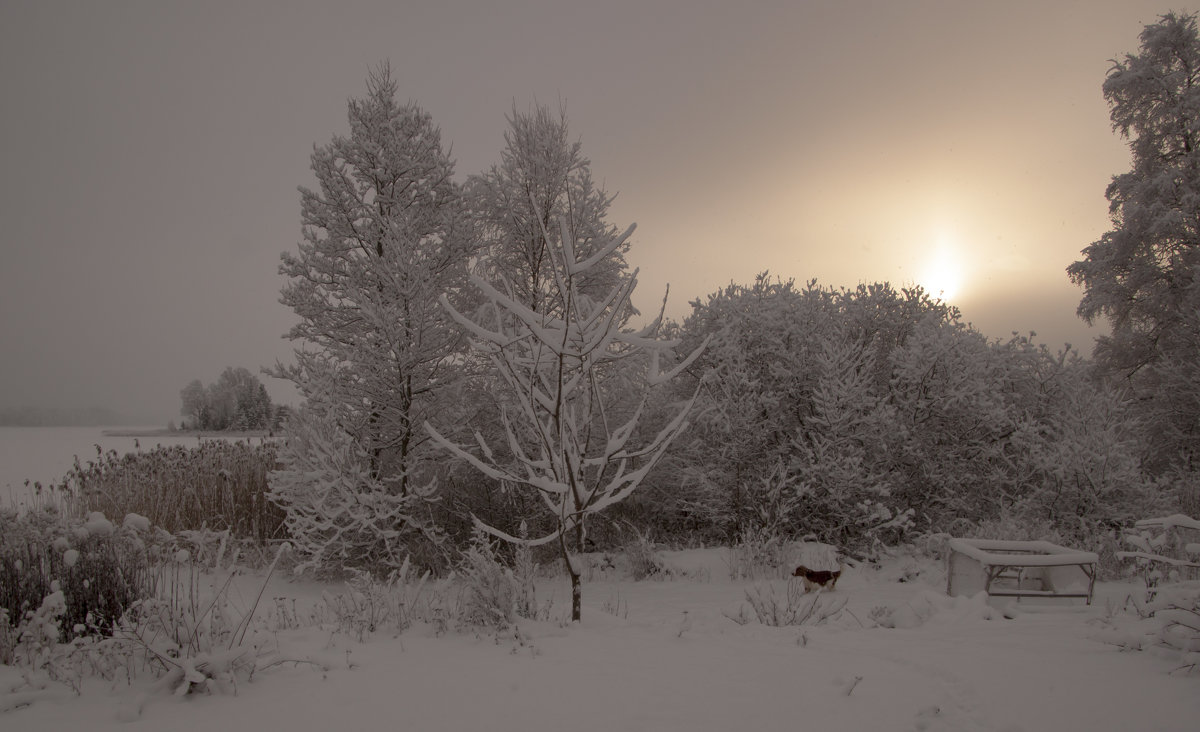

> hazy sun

[{"left": 917, "top": 231, "right": 965, "bottom": 302}]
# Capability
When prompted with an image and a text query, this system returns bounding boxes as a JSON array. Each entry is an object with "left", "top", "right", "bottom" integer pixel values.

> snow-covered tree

[
  {"left": 887, "top": 315, "right": 1014, "bottom": 527},
  {"left": 1010, "top": 355, "right": 1157, "bottom": 533},
  {"left": 273, "top": 65, "right": 476, "bottom": 573},
  {"left": 792, "top": 334, "right": 900, "bottom": 548},
  {"left": 426, "top": 217, "right": 703, "bottom": 621},
  {"left": 1067, "top": 12, "right": 1200, "bottom": 482},
  {"left": 179, "top": 379, "right": 208, "bottom": 430},
  {"left": 669, "top": 275, "right": 835, "bottom": 539},
  {"left": 1069, "top": 12, "right": 1200, "bottom": 376},
  {"left": 466, "top": 104, "right": 628, "bottom": 317},
  {"left": 178, "top": 368, "right": 273, "bottom": 431}
]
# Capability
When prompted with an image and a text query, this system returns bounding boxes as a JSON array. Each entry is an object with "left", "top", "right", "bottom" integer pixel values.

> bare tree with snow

[{"left": 427, "top": 215, "right": 704, "bottom": 621}]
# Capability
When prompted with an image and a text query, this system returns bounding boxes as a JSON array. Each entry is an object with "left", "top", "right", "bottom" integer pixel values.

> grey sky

[{"left": 0, "top": 0, "right": 1179, "bottom": 422}]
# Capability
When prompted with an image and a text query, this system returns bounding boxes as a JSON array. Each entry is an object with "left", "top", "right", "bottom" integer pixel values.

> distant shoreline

[{"left": 100, "top": 428, "right": 272, "bottom": 439}]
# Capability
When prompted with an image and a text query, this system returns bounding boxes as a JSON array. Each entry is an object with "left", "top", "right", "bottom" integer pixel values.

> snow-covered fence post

[{"left": 426, "top": 216, "right": 705, "bottom": 622}]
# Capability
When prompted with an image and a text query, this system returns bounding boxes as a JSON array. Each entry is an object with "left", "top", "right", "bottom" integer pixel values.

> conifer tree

[{"left": 272, "top": 65, "right": 475, "bottom": 573}]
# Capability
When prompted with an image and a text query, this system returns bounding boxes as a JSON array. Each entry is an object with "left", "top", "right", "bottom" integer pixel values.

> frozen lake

[{"left": 0, "top": 426, "right": 262, "bottom": 509}]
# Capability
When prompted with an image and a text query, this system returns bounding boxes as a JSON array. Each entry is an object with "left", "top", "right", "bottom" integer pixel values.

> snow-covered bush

[
  {"left": 457, "top": 534, "right": 518, "bottom": 628},
  {"left": 738, "top": 582, "right": 847, "bottom": 627},
  {"left": 1093, "top": 584, "right": 1200, "bottom": 673},
  {"left": 306, "top": 558, "right": 438, "bottom": 640},
  {"left": 667, "top": 275, "right": 1152, "bottom": 554},
  {"left": 0, "top": 507, "right": 165, "bottom": 643},
  {"left": 269, "top": 403, "right": 444, "bottom": 577},
  {"left": 623, "top": 529, "right": 669, "bottom": 581},
  {"left": 727, "top": 527, "right": 791, "bottom": 581},
  {"left": 1090, "top": 514, "right": 1200, "bottom": 673},
  {"left": 1118, "top": 514, "right": 1200, "bottom": 600},
  {"left": 13, "top": 588, "right": 67, "bottom": 674}
]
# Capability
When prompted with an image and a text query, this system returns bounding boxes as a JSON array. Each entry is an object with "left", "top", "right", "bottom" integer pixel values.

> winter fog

[
  {"left": 0, "top": 0, "right": 1162, "bottom": 423},
  {"left": 3, "top": 3, "right": 1199, "bottom": 730}
]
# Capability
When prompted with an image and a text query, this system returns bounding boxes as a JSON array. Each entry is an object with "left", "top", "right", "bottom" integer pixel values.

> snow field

[{"left": 3, "top": 548, "right": 1198, "bottom": 731}]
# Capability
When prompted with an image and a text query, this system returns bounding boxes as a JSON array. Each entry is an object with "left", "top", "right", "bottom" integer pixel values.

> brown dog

[{"left": 793, "top": 564, "right": 841, "bottom": 592}]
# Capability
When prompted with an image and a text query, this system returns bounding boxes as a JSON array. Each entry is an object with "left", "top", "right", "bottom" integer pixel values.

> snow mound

[
  {"left": 83, "top": 511, "right": 114, "bottom": 538},
  {"left": 123, "top": 512, "right": 151, "bottom": 532},
  {"left": 875, "top": 590, "right": 1004, "bottom": 628}
]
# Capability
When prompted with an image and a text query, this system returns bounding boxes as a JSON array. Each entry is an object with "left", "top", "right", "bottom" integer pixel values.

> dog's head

[{"left": 792, "top": 565, "right": 811, "bottom": 578}]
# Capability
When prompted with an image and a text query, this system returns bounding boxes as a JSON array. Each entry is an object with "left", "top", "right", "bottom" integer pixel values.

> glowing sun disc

[
  {"left": 918, "top": 234, "right": 965, "bottom": 302},
  {"left": 919, "top": 258, "right": 962, "bottom": 301}
]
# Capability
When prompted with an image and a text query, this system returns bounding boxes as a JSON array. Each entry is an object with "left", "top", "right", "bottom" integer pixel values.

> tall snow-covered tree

[
  {"left": 1069, "top": 12, "right": 1200, "bottom": 372},
  {"left": 466, "top": 104, "right": 629, "bottom": 317},
  {"left": 427, "top": 216, "right": 704, "bottom": 621},
  {"left": 272, "top": 65, "right": 476, "bottom": 573},
  {"left": 1067, "top": 11, "right": 1200, "bottom": 476}
]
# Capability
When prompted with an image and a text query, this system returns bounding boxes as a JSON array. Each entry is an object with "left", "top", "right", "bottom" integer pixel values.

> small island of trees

[{"left": 178, "top": 367, "right": 281, "bottom": 432}]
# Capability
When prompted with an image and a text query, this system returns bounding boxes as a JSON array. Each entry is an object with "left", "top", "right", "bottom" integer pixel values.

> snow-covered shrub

[
  {"left": 623, "top": 529, "right": 669, "bottom": 581},
  {"left": 1151, "top": 586, "right": 1200, "bottom": 671},
  {"left": 1090, "top": 515, "right": 1200, "bottom": 673},
  {"left": 457, "top": 534, "right": 518, "bottom": 628},
  {"left": 14, "top": 588, "right": 67, "bottom": 672},
  {"left": 269, "top": 404, "right": 443, "bottom": 578},
  {"left": 740, "top": 583, "right": 848, "bottom": 627},
  {"left": 1119, "top": 514, "right": 1200, "bottom": 600},
  {"left": 107, "top": 542, "right": 290, "bottom": 701},
  {"left": 728, "top": 527, "right": 790, "bottom": 581},
  {"left": 0, "top": 507, "right": 168, "bottom": 643},
  {"left": 512, "top": 535, "right": 539, "bottom": 619},
  {"left": 312, "top": 560, "right": 435, "bottom": 640},
  {"left": 1092, "top": 584, "right": 1200, "bottom": 673}
]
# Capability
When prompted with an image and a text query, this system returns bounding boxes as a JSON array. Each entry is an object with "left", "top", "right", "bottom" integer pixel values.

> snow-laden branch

[{"left": 426, "top": 206, "right": 705, "bottom": 621}]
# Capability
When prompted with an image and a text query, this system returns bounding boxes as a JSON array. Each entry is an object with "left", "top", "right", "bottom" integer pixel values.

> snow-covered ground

[{"left": 3, "top": 547, "right": 1196, "bottom": 731}]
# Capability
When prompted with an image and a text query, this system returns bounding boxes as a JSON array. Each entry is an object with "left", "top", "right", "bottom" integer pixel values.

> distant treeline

[{"left": 0, "top": 406, "right": 134, "bottom": 427}]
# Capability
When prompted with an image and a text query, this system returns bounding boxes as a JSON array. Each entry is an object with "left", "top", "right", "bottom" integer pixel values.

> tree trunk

[
  {"left": 560, "top": 528, "right": 583, "bottom": 622},
  {"left": 570, "top": 567, "right": 581, "bottom": 622}
]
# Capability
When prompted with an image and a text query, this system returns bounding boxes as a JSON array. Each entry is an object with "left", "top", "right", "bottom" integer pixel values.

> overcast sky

[{"left": 0, "top": 0, "right": 1182, "bottom": 423}]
